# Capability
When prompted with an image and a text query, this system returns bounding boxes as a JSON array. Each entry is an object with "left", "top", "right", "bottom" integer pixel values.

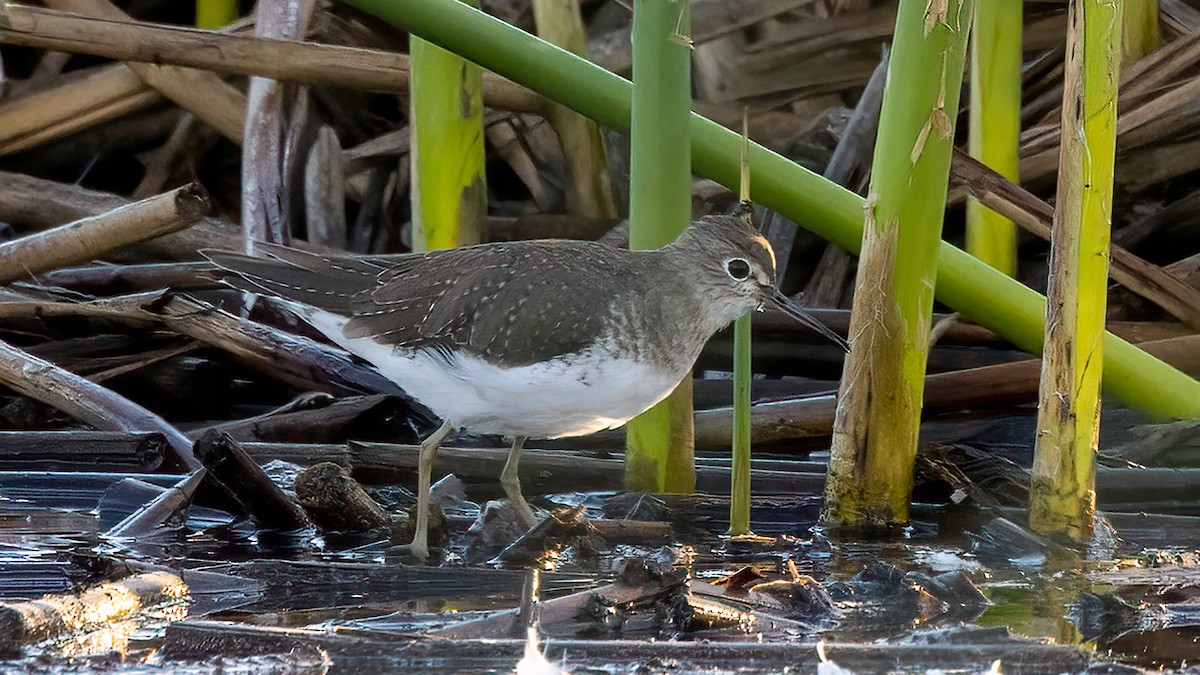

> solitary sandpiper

[{"left": 206, "top": 215, "right": 847, "bottom": 559}]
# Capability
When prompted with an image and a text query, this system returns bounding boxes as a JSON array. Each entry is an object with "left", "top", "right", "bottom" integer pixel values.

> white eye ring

[{"left": 725, "top": 257, "right": 752, "bottom": 281}]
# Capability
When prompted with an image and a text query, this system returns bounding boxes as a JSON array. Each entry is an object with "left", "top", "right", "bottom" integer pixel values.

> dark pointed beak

[{"left": 769, "top": 290, "right": 850, "bottom": 352}]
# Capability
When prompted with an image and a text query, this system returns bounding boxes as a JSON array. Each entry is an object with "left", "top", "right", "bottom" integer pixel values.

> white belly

[{"left": 302, "top": 307, "right": 682, "bottom": 438}]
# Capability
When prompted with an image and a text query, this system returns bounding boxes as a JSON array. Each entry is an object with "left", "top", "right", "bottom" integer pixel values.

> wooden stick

[
  {"left": 0, "top": 183, "right": 210, "bottom": 285},
  {"left": 0, "top": 170, "right": 241, "bottom": 260},
  {"left": 0, "top": 64, "right": 158, "bottom": 156},
  {"left": 0, "top": 339, "right": 199, "bottom": 470},
  {"left": 0, "top": 571, "right": 187, "bottom": 655},
  {"left": 0, "top": 431, "right": 167, "bottom": 472},
  {"left": 40, "top": 0, "right": 246, "bottom": 144},
  {"left": 195, "top": 430, "right": 312, "bottom": 532},
  {"left": 140, "top": 294, "right": 405, "bottom": 397},
  {"left": 0, "top": 2, "right": 544, "bottom": 113},
  {"left": 105, "top": 469, "right": 206, "bottom": 538},
  {"left": 34, "top": 262, "right": 215, "bottom": 294}
]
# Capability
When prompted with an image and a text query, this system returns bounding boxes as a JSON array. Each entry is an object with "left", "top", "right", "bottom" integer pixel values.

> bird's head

[{"left": 671, "top": 214, "right": 849, "bottom": 351}]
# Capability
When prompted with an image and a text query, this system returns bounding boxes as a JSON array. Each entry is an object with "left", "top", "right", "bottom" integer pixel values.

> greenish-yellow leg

[
  {"left": 501, "top": 436, "right": 537, "bottom": 528},
  {"left": 408, "top": 420, "right": 453, "bottom": 560}
]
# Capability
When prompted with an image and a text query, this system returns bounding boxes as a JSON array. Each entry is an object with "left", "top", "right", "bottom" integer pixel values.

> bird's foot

[
  {"left": 392, "top": 540, "right": 430, "bottom": 562},
  {"left": 512, "top": 497, "right": 538, "bottom": 530}
]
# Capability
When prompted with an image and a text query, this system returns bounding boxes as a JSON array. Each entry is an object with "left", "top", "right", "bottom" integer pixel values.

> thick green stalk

[
  {"left": 195, "top": 0, "right": 238, "bottom": 28},
  {"left": 1030, "top": 0, "right": 1121, "bottom": 541},
  {"left": 729, "top": 115, "right": 753, "bottom": 537},
  {"left": 823, "top": 0, "right": 975, "bottom": 527},
  {"left": 409, "top": 0, "right": 487, "bottom": 252},
  {"left": 1122, "top": 0, "right": 1159, "bottom": 64},
  {"left": 532, "top": 0, "right": 616, "bottom": 218},
  {"left": 340, "top": 0, "right": 1200, "bottom": 421},
  {"left": 967, "top": 1, "right": 1020, "bottom": 277},
  {"left": 623, "top": 0, "right": 695, "bottom": 494}
]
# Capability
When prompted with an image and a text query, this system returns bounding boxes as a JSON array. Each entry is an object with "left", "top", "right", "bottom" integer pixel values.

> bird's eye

[{"left": 725, "top": 258, "right": 752, "bottom": 281}]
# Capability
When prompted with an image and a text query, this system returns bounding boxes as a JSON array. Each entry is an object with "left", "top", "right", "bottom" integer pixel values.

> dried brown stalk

[
  {"left": 38, "top": 0, "right": 245, "bottom": 143},
  {"left": 0, "top": 184, "right": 211, "bottom": 285},
  {"left": 0, "top": 2, "right": 544, "bottom": 113},
  {"left": 0, "top": 65, "right": 158, "bottom": 156},
  {"left": 951, "top": 151, "right": 1200, "bottom": 331},
  {"left": 0, "top": 170, "right": 241, "bottom": 260}
]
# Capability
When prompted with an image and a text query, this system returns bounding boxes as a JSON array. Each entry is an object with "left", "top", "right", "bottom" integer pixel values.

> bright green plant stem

[
  {"left": 729, "top": 116, "right": 753, "bottom": 537},
  {"left": 340, "top": 0, "right": 1200, "bottom": 422},
  {"left": 195, "top": 0, "right": 238, "bottom": 28},
  {"left": 967, "top": 1, "right": 1020, "bottom": 277},
  {"left": 1030, "top": 0, "right": 1122, "bottom": 541},
  {"left": 1122, "top": 0, "right": 1159, "bottom": 63},
  {"left": 532, "top": 0, "right": 616, "bottom": 219},
  {"left": 623, "top": 0, "right": 696, "bottom": 494},
  {"left": 409, "top": 0, "right": 487, "bottom": 252},
  {"left": 729, "top": 313, "right": 752, "bottom": 534},
  {"left": 823, "top": 0, "right": 975, "bottom": 527}
]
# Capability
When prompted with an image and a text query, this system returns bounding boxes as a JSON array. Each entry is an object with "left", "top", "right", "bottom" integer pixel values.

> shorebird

[{"left": 206, "top": 215, "right": 846, "bottom": 559}]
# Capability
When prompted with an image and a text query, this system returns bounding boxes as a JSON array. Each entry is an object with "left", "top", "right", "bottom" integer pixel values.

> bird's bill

[{"left": 770, "top": 291, "right": 850, "bottom": 352}]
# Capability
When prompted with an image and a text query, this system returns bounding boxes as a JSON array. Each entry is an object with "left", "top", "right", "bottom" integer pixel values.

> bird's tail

[{"left": 202, "top": 243, "right": 379, "bottom": 314}]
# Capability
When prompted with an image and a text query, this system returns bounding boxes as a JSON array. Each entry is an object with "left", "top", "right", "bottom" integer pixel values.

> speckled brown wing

[{"left": 344, "top": 241, "right": 634, "bottom": 367}]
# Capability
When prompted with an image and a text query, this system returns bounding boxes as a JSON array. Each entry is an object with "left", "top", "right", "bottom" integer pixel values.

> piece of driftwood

[
  {"left": 190, "top": 394, "right": 402, "bottom": 443},
  {"left": 294, "top": 462, "right": 390, "bottom": 534},
  {"left": 0, "top": 171, "right": 241, "bottom": 261},
  {"left": 0, "top": 184, "right": 211, "bottom": 286},
  {"left": 195, "top": 430, "right": 312, "bottom": 532},
  {"left": 953, "top": 150, "right": 1200, "bottom": 330},
  {"left": 588, "top": 519, "right": 675, "bottom": 545},
  {"left": 0, "top": 431, "right": 166, "bottom": 472},
  {"left": 0, "top": 339, "right": 198, "bottom": 470},
  {"left": 0, "top": 2, "right": 544, "bottom": 113},
  {"left": 0, "top": 571, "right": 187, "bottom": 655},
  {"left": 104, "top": 469, "right": 206, "bottom": 538},
  {"left": 39, "top": 0, "right": 245, "bottom": 144}
]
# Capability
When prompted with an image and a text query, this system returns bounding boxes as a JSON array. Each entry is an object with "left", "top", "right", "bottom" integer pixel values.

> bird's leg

[
  {"left": 407, "top": 420, "right": 453, "bottom": 560},
  {"left": 500, "top": 436, "right": 537, "bottom": 529}
]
